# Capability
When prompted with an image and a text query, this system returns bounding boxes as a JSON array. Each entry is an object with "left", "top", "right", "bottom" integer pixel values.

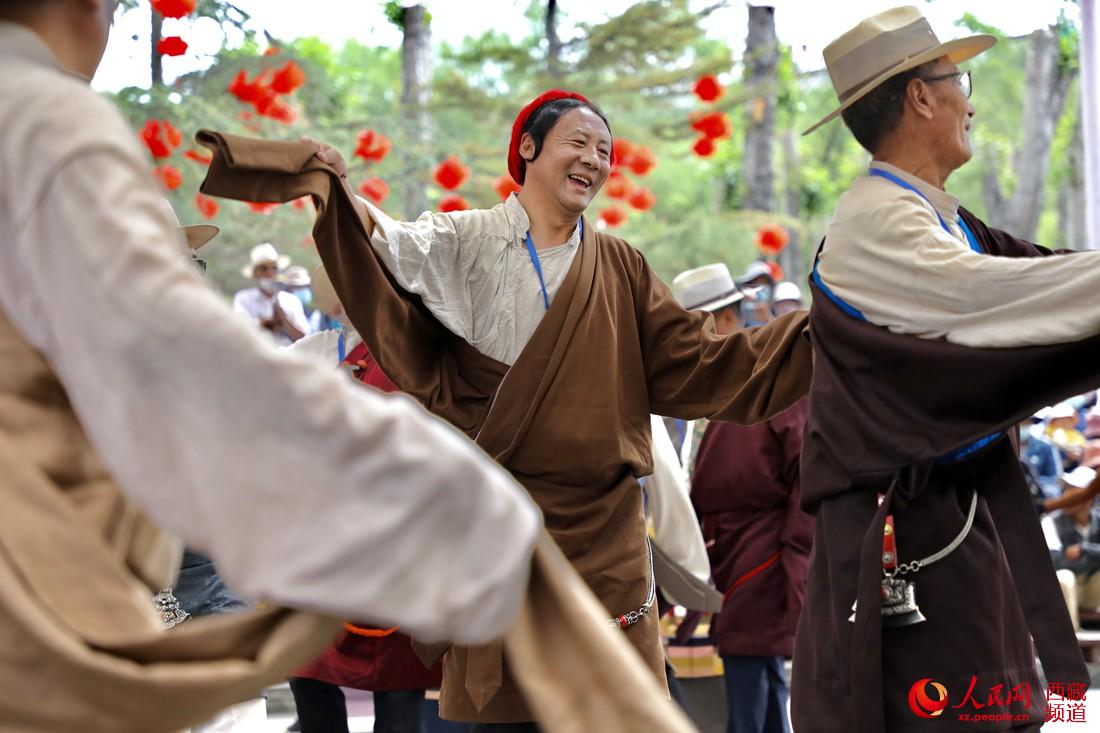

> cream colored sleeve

[
  {"left": 817, "top": 188, "right": 1100, "bottom": 348},
  {"left": 645, "top": 415, "right": 711, "bottom": 586},
  {"left": 358, "top": 197, "right": 475, "bottom": 340},
  {"left": 1, "top": 143, "right": 539, "bottom": 644}
]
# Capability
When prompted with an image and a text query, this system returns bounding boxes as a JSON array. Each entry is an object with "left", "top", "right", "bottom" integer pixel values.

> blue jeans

[
  {"left": 721, "top": 655, "right": 791, "bottom": 733},
  {"left": 174, "top": 551, "right": 248, "bottom": 618}
]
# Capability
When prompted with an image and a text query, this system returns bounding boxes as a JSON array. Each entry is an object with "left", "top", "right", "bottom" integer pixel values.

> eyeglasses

[
  {"left": 919, "top": 69, "right": 972, "bottom": 99},
  {"left": 191, "top": 255, "right": 207, "bottom": 274}
]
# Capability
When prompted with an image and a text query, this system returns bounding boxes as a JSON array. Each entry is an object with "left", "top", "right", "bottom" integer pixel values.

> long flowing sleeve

[
  {"left": 631, "top": 251, "right": 813, "bottom": 424},
  {"left": 644, "top": 415, "right": 711, "bottom": 587},
  {"left": 817, "top": 183, "right": 1100, "bottom": 348},
  {"left": 358, "top": 199, "right": 476, "bottom": 340},
  {"left": 0, "top": 109, "right": 540, "bottom": 644}
]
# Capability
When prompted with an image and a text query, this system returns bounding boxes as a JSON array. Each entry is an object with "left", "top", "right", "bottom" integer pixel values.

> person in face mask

[
  {"left": 282, "top": 265, "right": 320, "bottom": 330},
  {"left": 736, "top": 262, "right": 776, "bottom": 328},
  {"left": 231, "top": 243, "right": 311, "bottom": 344}
]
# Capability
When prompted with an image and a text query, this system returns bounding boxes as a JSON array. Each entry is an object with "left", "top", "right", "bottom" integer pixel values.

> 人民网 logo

[{"left": 909, "top": 678, "right": 949, "bottom": 718}]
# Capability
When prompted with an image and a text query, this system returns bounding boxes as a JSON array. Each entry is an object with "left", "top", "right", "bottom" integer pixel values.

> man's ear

[
  {"left": 906, "top": 77, "right": 935, "bottom": 121},
  {"left": 518, "top": 132, "right": 536, "bottom": 163}
]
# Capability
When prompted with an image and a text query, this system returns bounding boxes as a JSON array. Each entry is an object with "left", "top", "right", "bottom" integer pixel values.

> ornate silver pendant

[
  {"left": 154, "top": 588, "right": 191, "bottom": 629},
  {"left": 848, "top": 576, "right": 926, "bottom": 627}
]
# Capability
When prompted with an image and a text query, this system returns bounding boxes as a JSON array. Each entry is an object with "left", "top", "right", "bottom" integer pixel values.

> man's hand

[
  {"left": 301, "top": 135, "right": 348, "bottom": 179},
  {"left": 300, "top": 134, "right": 372, "bottom": 228},
  {"left": 1065, "top": 544, "right": 1082, "bottom": 562}
]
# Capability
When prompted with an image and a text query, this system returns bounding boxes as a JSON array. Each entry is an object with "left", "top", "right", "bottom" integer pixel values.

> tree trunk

[
  {"left": 982, "top": 27, "right": 1075, "bottom": 240},
  {"left": 741, "top": 6, "right": 778, "bottom": 213},
  {"left": 150, "top": 6, "right": 164, "bottom": 88},
  {"left": 1058, "top": 113, "right": 1086, "bottom": 249},
  {"left": 546, "top": 0, "right": 564, "bottom": 78},
  {"left": 401, "top": 4, "right": 432, "bottom": 218},
  {"left": 1081, "top": 0, "right": 1100, "bottom": 249},
  {"left": 778, "top": 129, "right": 805, "bottom": 286}
]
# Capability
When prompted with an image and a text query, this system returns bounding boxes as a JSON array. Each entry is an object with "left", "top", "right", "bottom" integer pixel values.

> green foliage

[
  {"left": 384, "top": 1, "right": 431, "bottom": 29},
  {"left": 107, "top": 2, "right": 1081, "bottom": 292}
]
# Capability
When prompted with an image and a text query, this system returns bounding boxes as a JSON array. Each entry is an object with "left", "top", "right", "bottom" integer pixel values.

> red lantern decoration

[
  {"left": 693, "top": 74, "right": 724, "bottom": 103},
  {"left": 439, "top": 194, "right": 469, "bottom": 213},
  {"left": 260, "top": 99, "right": 297, "bottom": 124},
  {"left": 292, "top": 197, "right": 309, "bottom": 211},
  {"left": 140, "top": 120, "right": 181, "bottom": 160},
  {"left": 755, "top": 224, "right": 790, "bottom": 255},
  {"left": 157, "top": 36, "right": 188, "bottom": 57},
  {"left": 358, "top": 177, "right": 390, "bottom": 205},
  {"left": 183, "top": 149, "right": 212, "bottom": 165},
  {"left": 612, "top": 139, "right": 634, "bottom": 167},
  {"left": 766, "top": 261, "right": 784, "bottom": 282},
  {"left": 628, "top": 187, "right": 656, "bottom": 211},
  {"left": 492, "top": 174, "right": 522, "bottom": 201},
  {"left": 690, "top": 111, "right": 732, "bottom": 140},
  {"left": 434, "top": 157, "right": 470, "bottom": 191},
  {"left": 599, "top": 206, "right": 627, "bottom": 227},
  {"left": 247, "top": 202, "right": 280, "bottom": 215},
  {"left": 625, "top": 147, "right": 656, "bottom": 176},
  {"left": 194, "top": 193, "right": 218, "bottom": 219},
  {"left": 604, "top": 171, "right": 633, "bottom": 200},
  {"left": 152, "top": 165, "right": 183, "bottom": 191},
  {"left": 271, "top": 61, "right": 305, "bottom": 94},
  {"left": 354, "top": 130, "right": 391, "bottom": 163},
  {"left": 151, "top": 0, "right": 196, "bottom": 19},
  {"left": 228, "top": 70, "right": 269, "bottom": 105},
  {"left": 264, "top": 46, "right": 281, "bottom": 57},
  {"left": 692, "top": 137, "right": 716, "bottom": 158}
]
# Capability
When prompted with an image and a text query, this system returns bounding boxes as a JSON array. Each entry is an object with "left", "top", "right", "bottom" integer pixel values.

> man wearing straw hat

[
  {"left": 233, "top": 242, "right": 310, "bottom": 344},
  {"left": 795, "top": 5, "right": 1100, "bottom": 732}
]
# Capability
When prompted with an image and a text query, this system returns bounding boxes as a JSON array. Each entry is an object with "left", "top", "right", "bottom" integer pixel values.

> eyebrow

[{"left": 565, "top": 128, "right": 611, "bottom": 147}]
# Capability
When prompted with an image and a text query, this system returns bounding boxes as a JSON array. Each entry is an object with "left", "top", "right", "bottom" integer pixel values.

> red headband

[{"left": 507, "top": 89, "right": 612, "bottom": 185}]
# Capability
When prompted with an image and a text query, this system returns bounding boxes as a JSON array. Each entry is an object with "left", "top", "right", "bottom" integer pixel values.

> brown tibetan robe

[
  {"left": 792, "top": 210, "right": 1094, "bottom": 733},
  {"left": 0, "top": 310, "right": 340, "bottom": 733},
  {"left": 197, "top": 130, "right": 814, "bottom": 723}
]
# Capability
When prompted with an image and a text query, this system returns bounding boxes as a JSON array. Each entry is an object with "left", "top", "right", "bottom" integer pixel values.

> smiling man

[
  {"left": 210, "top": 88, "right": 818, "bottom": 729},
  {"left": 794, "top": 6, "right": 1100, "bottom": 733}
]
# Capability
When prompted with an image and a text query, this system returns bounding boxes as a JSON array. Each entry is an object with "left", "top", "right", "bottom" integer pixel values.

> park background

[{"left": 99, "top": 0, "right": 1087, "bottom": 295}]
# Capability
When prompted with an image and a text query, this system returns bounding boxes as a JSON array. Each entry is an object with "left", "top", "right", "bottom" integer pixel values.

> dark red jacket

[
  {"left": 294, "top": 340, "right": 442, "bottom": 691},
  {"left": 690, "top": 399, "right": 813, "bottom": 657}
]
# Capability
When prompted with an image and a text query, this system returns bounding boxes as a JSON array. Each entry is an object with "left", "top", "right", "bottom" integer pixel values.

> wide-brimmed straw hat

[
  {"left": 802, "top": 5, "right": 996, "bottom": 136},
  {"left": 159, "top": 199, "right": 219, "bottom": 251},
  {"left": 240, "top": 242, "right": 290, "bottom": 278},
  {"left": 672, "top": 264, "right": 744, "bottom": 313}
]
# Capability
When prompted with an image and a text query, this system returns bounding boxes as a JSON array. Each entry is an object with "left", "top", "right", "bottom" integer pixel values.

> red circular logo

[{"left": 908, "top": 678, "right": 949, "bottom": 718}]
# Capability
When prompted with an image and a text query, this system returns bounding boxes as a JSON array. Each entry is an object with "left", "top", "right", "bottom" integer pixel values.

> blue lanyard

[
  {"left": 525, "top": 220, "right": 582, "bottom": 312},
  {"left": 869, "top": 168, "right": 981, "bottom": 253}
]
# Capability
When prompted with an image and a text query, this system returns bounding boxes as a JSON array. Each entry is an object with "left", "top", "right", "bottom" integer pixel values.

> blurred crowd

[{"left": 1023, "top": 397, "right": 1100, "bottom": 628}]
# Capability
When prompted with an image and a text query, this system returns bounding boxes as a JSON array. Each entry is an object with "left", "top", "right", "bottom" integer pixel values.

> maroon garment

[
  {"left": 792, "top": 210, "right": 1093, "bottom": 733},
  {"left": 293, "top": 340, "right": 443, "bottom": 692},
  {"left": 691, "top": 399, "right": 813, "bottom": 657}
]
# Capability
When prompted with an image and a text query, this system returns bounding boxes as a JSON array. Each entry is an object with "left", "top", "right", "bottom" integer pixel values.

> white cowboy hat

[
  {"left": 159, "top": 199, "right": 218, "bottom": 251},
  {"left": 281, "top": 265, "right": 312, "bottom": 287},
  {"left": 240, "top": 242, "right": 291, "bottom": 278},
  {"left": 803, "top": 5, "right": 996, "bottom": 136},
  {"left": 773, "top": 281, "right": 803, "bottom": 304},
  {"left": 672, "top": 263, "right": 744, "bottom": 313},
  {"left": 736, "top": 261, "right": 776, "bottom": 287}
]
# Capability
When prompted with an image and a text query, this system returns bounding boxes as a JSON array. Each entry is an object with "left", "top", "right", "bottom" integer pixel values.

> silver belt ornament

[
  {"left": 154, "top": 588, "right": 190, "bottom": 628},
  {"left": 607, "top": 536, "right": 656, "bottom": 630},
  {"left": 849, "top": 490, "right": 977, "bottom": 627}
]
